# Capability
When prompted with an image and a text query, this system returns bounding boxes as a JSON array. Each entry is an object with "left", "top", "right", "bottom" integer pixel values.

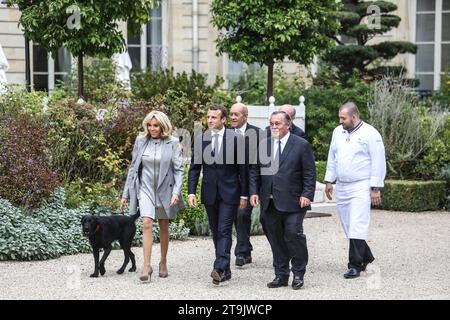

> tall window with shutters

[
  {"left": 415, "top": 0, "right": 450, "bottom": 91},
  {"left": 31, "top": 45, "right": 71, "bottom": 93},
  {"left": 127, "top": 4, "right": 166, "bottom": 72}
]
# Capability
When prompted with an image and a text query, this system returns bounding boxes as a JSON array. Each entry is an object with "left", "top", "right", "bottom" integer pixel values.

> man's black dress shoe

[
  {"left": 211, "top": 269, "right": 231, "bottom": 285},
  {"left": 235, "top": 255, "right": 252, "bottom": 267},
  {"left": 344, "top": 268, "right": 360, "bottom": 279},
  {"left": 291, "top": 276, "right": 304, "bottom": 290},
  {"left": 267, "top": 276, "right": 289, "bottom": 288}
]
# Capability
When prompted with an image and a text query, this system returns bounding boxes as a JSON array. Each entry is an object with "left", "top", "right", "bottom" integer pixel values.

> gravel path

[{"left": 1, "top": 209, "right": 449, "bottom": 300}]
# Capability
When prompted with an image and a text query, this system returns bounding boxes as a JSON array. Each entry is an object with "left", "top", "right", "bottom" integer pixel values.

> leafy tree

[
  {"left": 211, "top": 0, "right": 340, "bottom": 103},
  {"left": 7, "top": 0, "right": 158, "bottom": 98},
  {"left": 324, "top": 0, "right": 417, "bottom": 81}
]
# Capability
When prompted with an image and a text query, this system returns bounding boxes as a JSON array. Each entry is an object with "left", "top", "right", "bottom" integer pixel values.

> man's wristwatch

[{"left": 371, "top": 187, "right": 380, "bottom": 192}]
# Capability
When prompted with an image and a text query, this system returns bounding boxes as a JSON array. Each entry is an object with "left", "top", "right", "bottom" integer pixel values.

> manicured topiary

[{"left": 380, "top": 180, "right": 446, "bottom": 211}]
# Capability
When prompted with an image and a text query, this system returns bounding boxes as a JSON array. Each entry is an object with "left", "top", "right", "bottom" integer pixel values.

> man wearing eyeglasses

[{"left": 250, "top": 111, "right": 316, "bottom": 290}]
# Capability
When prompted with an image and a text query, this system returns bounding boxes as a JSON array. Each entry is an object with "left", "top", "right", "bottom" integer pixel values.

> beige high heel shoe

[
  {"left": 139, "top": 267, "right": 153, "bottom": 283},
  {"left": 159, "top": 262, "right": 168, "bottom": 278}
]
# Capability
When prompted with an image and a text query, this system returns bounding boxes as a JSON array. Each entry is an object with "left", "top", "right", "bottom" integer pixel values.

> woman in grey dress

[{"left": 120, "top": 111, "right": 184, "bottom": 283}]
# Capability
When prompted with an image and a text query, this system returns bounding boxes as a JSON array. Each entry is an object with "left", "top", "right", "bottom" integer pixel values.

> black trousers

[
  {"left": 348, "top": 239, "right": 375, "bottom": 271},
  {"left": 264, "top": 200, "right": 308, "bottom": 279},
  {"left": 234, "top": 201, "right": 253, "bottom": 258},
  {"left": 205, "top": 200, "right": 238, "bottom": 272}
]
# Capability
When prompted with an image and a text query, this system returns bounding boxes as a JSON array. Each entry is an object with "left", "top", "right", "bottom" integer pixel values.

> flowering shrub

[
  {"left": 0, "top": 85, "right": 47, "bottom": 119},
  {"left": 59, "top": 58, "right": 130, "bottom": 106},
  {"left": 0, "top": 113, "right": 61, "bottom": 208},
  {"left": 46, "top": 98, "right": 111, "bottom": 182},
  {"left": 131, "top": 68, "right": 223, "bottom": 133}
]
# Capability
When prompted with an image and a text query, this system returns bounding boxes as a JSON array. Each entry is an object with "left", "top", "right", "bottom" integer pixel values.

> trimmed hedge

[
  {"left": 380, "top": 180, "right": 447, "bottom": 211},
  {"left": 316, "top": 161, "right": 327, "bottom": 183}
]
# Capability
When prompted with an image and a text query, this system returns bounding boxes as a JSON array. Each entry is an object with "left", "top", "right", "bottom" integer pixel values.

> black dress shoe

[
  {"left": 344, "top": 268, "right": 360, "bottom": 279},
  {"left": 211, "top": 269, "right": 232, "bottom": 285},
  {"left": 267, "top": 276, "right": 289, "bottom": 288},
  {"left": 235, "top": 255, "right": 252, "bottom": 266},
  {"left": 291, "top": 276, "right": 304, "bottom": 290}
]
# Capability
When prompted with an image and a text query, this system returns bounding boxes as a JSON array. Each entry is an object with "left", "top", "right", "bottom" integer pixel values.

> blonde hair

[{"left": 141, "top": 110, "right": 173, "bottom": 139}]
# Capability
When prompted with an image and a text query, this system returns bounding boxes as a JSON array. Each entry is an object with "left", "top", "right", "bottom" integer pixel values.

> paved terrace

[{"left": 1, "top": 207, "right": 449, "bottom": 300}]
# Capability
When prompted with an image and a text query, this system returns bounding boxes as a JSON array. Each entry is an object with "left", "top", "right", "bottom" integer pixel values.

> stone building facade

[{"left": 0, "top": 0, "right": 448, "bottom": 92}]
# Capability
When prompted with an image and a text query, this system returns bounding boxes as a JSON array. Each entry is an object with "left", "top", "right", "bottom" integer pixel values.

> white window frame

[
  {"left": 222, "top": 53, "right": 243, "bottom": 90},
  {"left": 222, "top": 54, "right": 263, "bottom": 90},
  {"left": 31, "top": 43, "right": 71, "bottom": 92},
  {"left": 411, "top": 0, "right": 449, "bottom": 90},
  {"left": 127, "top": 0, "right": 168, "bottom": 71}
]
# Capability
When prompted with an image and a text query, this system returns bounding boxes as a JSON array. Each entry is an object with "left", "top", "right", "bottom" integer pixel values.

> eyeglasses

[{"left": 270, "top": 122, "right": 284, "bottom": 127}]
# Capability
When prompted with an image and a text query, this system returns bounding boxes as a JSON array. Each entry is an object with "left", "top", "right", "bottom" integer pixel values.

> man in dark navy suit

[
  {"left": 250, "top": 111, "right": 316, "bottom": 290},
  {"left": 266, "top": 104, "right": 306, "bottom": 139},
  {"left": 229, "top": 102, "right": 262, "bottom": 267},
  {"left": 188, "top": 105, "right": 248, "bottom": 285}
]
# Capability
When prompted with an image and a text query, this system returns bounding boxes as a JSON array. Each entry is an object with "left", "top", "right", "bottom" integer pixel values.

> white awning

[
  {"left": 112, "top": 50, "right": 132, "bottom": 89},
  {"left": 0, "top": 43, "right": 8, "bottom": 93}
]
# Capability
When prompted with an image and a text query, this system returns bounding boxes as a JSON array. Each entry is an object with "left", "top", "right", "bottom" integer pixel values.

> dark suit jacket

[
  {"left": 291, "top": 123, "right": 306, "bottom": 139},
  {"left": 188, "top": 129, "right": 248, "bottom": 206},
  {"left": 241, "top": 123, "right": 263, "bottom": 167},
  {"left": 250, "top": 134, "right": 316, "bottom": 213},
  {"left": 265, "top": 123, "right": 306, "bottom": 139}
]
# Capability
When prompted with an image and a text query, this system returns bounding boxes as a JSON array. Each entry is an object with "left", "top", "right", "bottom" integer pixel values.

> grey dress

[
  {"left": 139, "top": 139, "right": 169, "bottom": 219},
  {"left": 122, "top": 135, "right": 185, "bottom": 219}
]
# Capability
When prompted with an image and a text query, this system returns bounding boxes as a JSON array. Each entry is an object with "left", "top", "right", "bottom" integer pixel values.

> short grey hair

[{"left": 270, "top": 111, "right": 292, "bottom": 126}]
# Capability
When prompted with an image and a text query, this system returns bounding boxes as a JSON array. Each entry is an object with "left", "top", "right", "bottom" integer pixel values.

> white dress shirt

[
  {"left": 211, "top": 126, "right": 225, "bottom": 153},
  {"left": 273, "top": 132, "right": 290, "bottom": 159},
  {"left": 235, "top": 123, "right": 247, "bottom": 136}
]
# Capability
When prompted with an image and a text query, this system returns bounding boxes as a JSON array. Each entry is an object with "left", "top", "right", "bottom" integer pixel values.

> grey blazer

[{"left": 122, "top": 135, "right": 185, "bottom": 218}]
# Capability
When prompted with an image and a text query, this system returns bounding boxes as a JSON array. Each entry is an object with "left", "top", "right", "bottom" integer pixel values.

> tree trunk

[
  {"left": 78, "top": 53, "right": 84, "bottom": 99},
  {"left": 266, "top": 61, "right": 274, "bottom": 105}
]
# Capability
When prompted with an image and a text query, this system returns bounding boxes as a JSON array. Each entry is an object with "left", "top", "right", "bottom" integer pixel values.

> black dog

[{"left": 81, "top": 211, "right": 140, "bottom": 277}]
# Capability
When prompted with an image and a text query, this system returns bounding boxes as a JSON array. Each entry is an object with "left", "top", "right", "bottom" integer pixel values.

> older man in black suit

[
  {"left": 229, "top": 102, "right": 261, "bottom": 267},
  {"left": 188, "top": 105, "right": 248, "bottom": 285},
  {"left": 250, "top": 111, "right": 316, "bottom": 290}
]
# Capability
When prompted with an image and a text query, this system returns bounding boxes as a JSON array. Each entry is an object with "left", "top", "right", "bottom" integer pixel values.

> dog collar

[{"left": 93, "top": 224, "right": 101, "bottom": 234}]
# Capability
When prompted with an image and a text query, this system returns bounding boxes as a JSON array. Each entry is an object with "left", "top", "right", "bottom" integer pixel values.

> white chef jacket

[
  {"left": 324, "top": 121, "right": 386, "bottom": 239},
  {"left": 324, "top": 121, "right": 386, "bottom": 187}
]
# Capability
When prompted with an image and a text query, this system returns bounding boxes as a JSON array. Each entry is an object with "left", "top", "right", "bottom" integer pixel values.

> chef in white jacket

[{"left": 324, "top": 102, "right": 386, "bottom": 279}]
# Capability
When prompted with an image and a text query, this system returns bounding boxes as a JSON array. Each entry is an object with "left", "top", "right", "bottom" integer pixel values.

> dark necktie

[
  {"left": 275, "top": 140, "right": 282, "bottom": 162},
  {"left": 212, "top": 133, "right": 219, "bottom": 157},
  {"left": 270, "top": 140, "right": 282, "bottom": 195}
]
